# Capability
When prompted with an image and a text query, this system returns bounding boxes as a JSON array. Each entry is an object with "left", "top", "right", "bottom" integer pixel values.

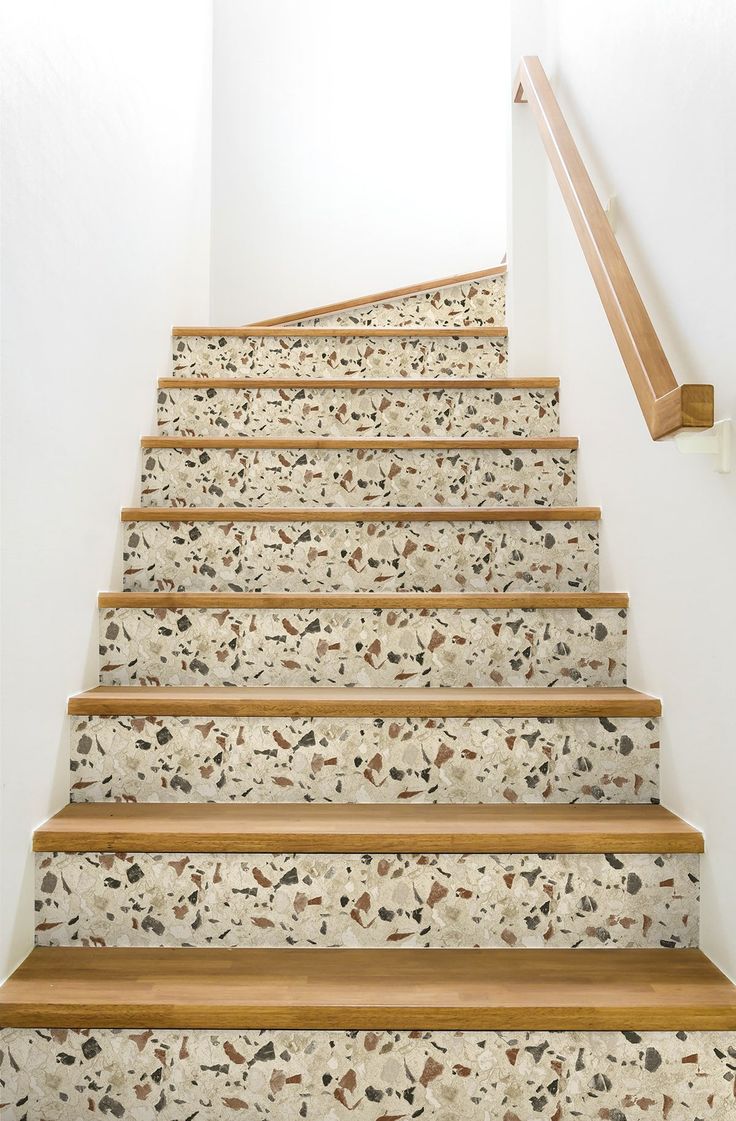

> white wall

[
  {"left": 210, "top": 0, "right": 509, "bottom": 323},
  {"left": 510, "top": 1, "right": 736, "bottom": 977},
  {"left": 0, "top": 0, "right": 212, "bottom": 979}
]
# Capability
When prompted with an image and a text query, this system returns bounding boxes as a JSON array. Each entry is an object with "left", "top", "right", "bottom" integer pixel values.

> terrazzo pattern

[
  {"left": 36, "top": 851, "right": 698, "bottom": 951},
  {"left": 1, "top": 1028, "right": 734, "bottom": 1120},
  {"left": 98, "top": 605, "right": 628, "bottom": 688},
  {"left": 10, "top": 269, "right": 728, "bottom": 1121},
  {"left": 156, "top": 384, "right": 557, "bottom": 439},
  {"left": 70, "top": 713, "right": 660, "bottom": 805},
  {"left": 140, "top": 445, "right": 577, "bottom": 508},
  {"left": 122, "top": 517, "right": 599, "bottom": 594},
  {"left": 294, "top": 271, "right": 506, "bottom": 327},
  {"left": 171, "top": 333, "right": 508, "bottom": 380}
]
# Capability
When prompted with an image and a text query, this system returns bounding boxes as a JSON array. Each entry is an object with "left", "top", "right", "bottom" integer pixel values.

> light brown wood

[
  {"left": 172, "top": 326, "right": 508, "bottom": 338},
  {"left": 653, "top": 383, "right": 716, "bottom": 436},
  {"left": 2, "top": 947, "right": 734, "bottom": 1029},
  {"left": 140, "top": 436, "right": 579, "bottom": 449},
  {"left": 158, "top": 376, "right": 557, "bottom": 389},
  {"left": 33, "top": 802, "right": 701, "bottom": 854},
  {"left": 514, "top": 56, "right": 714, "bottom": 439},
  {"left": 68, "top": 685, "right": 662, "bottom": 718},
  {"left": 98, "top": 591, "right": 628, "bottom": 609},
  {"left": 122, "top": 505, "right": 600, "bottom": 523},
  {"left": 247, "top": 265, "right": 507, "bottom": 327}
]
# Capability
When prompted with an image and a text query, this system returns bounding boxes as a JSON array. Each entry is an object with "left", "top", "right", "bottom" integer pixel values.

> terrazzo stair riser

[
  {"left": 9, "top": 263, "right": 736, "bottom": 1121},
  {"left": 70, "top": 713, "right": 659, "bottom": 804},
  {"left": 172, "top": 333, "right": 508, "bottom": 379},
  {"left": 140, "top": 445, "right": 576, "bottom": 508},
  {"left": 98, "top": 605, "right": 627, "bottom": 688},
  {"left": 293, "top": 270, "right": 506, "bottom": 327},
  {"left": 122, "top": 517, "right": 599, "bottom": 594},
  {"left": 156, "top": 384, "right": 558, "bottom": 439},
  {"left": 35, "top": 850, "right": 698, "bottom": 951},
  {"left": 2, "top": 1028, "right": 734, "bottom": 1121}
]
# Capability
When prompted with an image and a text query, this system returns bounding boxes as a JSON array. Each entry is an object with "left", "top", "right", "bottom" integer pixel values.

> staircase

[{"left": 1, "top": 266, "right": 735, "bottom": 1120}]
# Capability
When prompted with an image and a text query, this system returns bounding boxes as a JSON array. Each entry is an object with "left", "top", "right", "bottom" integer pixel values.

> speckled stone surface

[
  {"left": 70, "top": 713, "right": 659, "bottom": 805},
  {"left": 35, "top": 851, "right": 697, "bottom": 951},
  {"left": 156, "top": 384, "right": 557, "bottom": 439},
  {"left": 294, "top": 271, "right": 506, "bottom": 327},
  {"left": 1, "top": 1027, "right": 734, "bottom": 1120},
  {"left": 122, "top": 517, "right": 599, "bottom": 594},
  {"left": 9, "top": 267, "right": 729, "bottom": 1118},
  {"left": 140, "top": 445, "right": 577, "bottom": 508},
  {"left": 172, "top": 333, "right": 508, "bottom": 380},
  {"left": 98, "top": 605, "right": 627, "bottom": 688}
]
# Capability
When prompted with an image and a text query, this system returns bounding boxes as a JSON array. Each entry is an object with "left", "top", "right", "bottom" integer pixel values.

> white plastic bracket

[
  {"left": 604, "top": 195, "right": 617, "bottom": 231},
  {"left": 674, "top": 418, "right": 733, "bottom": 474}
]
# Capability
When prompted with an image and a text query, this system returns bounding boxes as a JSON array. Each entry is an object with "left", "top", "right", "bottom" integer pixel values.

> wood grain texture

[
  {"left": 172, "top": 326, "right": 508, "bottom": 338},
  {"left": 653, "top": 384, "right": 716, "bottom": 439},
  {"left": 158, "top": 376, "right": 557, "bottom": 390},
  {"left": 33, "top": 802, "right": 702, "bottom": 854},
  {"left": 514, "top": 56, "right": 713, "bottom": 438},
  {"left": 140, "top": 435, "right": 578, "bottom": 449},
  {"left": 121, "top": 505, "right": 601, "bottom": 524},
  {"left": 2, "top": 947, "right": 734, "bottom": 1029},
  {"left": 67, "top": 685, "right": 662, "bottom": 718},
  {"left": 247, "top": 265, "right": 507, "bottom": 327},
  {"left": 98, "top": 591, "right": 628, "bottom": 609}
]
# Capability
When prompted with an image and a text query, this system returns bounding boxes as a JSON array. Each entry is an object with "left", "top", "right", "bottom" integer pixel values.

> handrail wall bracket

[{"left": 675, "top": 419, "right": 732, "bottom": 474}]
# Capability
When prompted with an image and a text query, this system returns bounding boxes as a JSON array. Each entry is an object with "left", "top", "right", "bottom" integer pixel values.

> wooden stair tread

[
  {"left": 172, "top": 326, "right": 508, "bottom": 338},
  {"left": 249, "top": 263, "right": 506, "bottom": 327},
  {"left": 34, "top": 803, "right": 701, "bottom": 854},
  {"left": 69, "top": 685, "right": 660, "bottom": 717},
  {"left": 99, "top": 591, "right": 627, "bottom": 608},
  {"left": 158, "top": 376, "right": 556, "bottom": 389},
  {"left": 141, "top": 435, "right": 577, "bottom": 448},
  {"left": 1, "top": 947, "right": 734, "bottom": 1029},
  {"left": 122, "top": 505, "right": 599, "bottom": 523}
]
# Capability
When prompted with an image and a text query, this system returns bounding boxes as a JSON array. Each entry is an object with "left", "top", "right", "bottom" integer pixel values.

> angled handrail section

[{"left": 514, "top": 55, "right": 713, "bottom": 439}]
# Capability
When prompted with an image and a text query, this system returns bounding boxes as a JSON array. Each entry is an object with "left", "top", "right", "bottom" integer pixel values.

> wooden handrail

[{"left": 514, "top": 56, "right": 713, "bottom": 439}]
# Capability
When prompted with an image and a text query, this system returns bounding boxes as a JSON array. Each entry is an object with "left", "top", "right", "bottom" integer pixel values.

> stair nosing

[
  {"left": 172, "top": 326, "right": 508, "bottom": 338},
  {"left": 3, "top": 947, "right": 734, "bottom": 1030},
  {"left": 141, "top": 435, "right": 578, "bottom": 449},
  {"left": 33, "top": 803, "right": 702, "bottom": 854},
  {"left": 158, "top": 376, "right": 557, "bottom": 389},
  {"left": 121, "top": 505, "right": 599, "bottom": 523},
  {"left": 98, "top": 591, "right": 627, "bottom": 609},
  {"left": 67, "top": 685, "right": 661, "bottom": 718}
]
